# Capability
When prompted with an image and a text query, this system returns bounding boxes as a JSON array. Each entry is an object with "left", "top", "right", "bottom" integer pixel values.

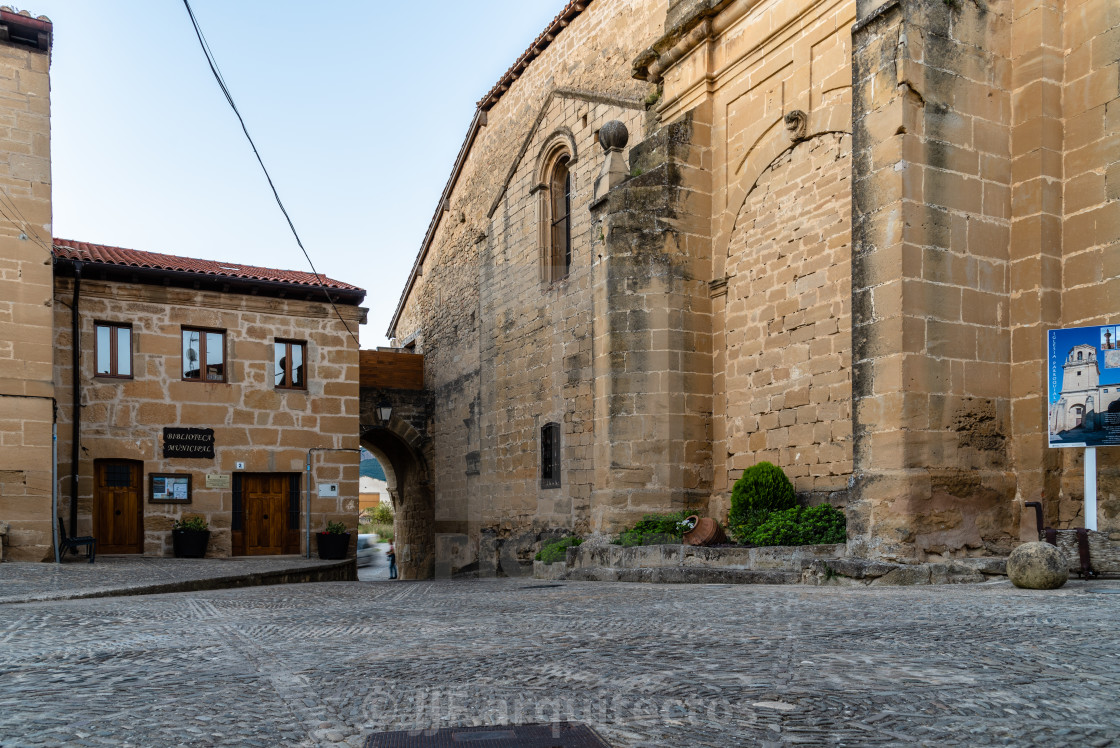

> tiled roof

[
  {"left": 52, "top": 238, "right": 364, "bottom": 293},
  {"left": 477, "top": 0, "right": 590, "bottom": 111}
]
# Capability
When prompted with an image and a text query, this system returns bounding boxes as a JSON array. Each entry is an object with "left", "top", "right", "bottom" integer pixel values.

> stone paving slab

[
  {"left": 0, "top": 556, "right": 354, "bottom": 605},
  {"left": 1, "top": 577, "right": 1118, "bottom": 746}
]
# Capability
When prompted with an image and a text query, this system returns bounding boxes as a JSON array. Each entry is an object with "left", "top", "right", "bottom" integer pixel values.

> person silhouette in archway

[{"left": 387, "top": 540, "right": 397, "bottom": 580}]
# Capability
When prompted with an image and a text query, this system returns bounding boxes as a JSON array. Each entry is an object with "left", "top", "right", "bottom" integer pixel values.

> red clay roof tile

[{"left": 52, "top": 238, "right": 364, "bottom": 293}]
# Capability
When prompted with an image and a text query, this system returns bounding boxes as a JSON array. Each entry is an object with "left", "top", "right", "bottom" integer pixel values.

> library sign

[{"left": 163, "top": 427, "right": 215, "bottom": 459}]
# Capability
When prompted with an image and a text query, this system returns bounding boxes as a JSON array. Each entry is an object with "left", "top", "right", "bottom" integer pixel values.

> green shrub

[
  {"left": 612, "top": 510, "right": 695, "bottom": 546},
  {"left": 173, "top": 515, "right": 208, "bottom": 532},
  {"left": 323, "top": 521, "right": 348, "bottom": 535},
  {"left": 728, "top": 462, "right": 796, "bottom": 540},
  {"left": 535, "top": 536, "right": 583, "bottom": 563},
  {"left": 368, "top": 504, "right": 394, "bottom": 524},
  {"left": 747, "top": 504, "right": 847, "bottom": 547}
]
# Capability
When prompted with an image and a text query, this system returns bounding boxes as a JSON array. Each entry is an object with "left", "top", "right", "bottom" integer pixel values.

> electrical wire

[
  {"left": 0, "top": 201, "right": 53, "bottom": 256},
  {"left": 0, "top": 186, "right": 54, "bottom": 255},
  {"left": 180, "top": 0, "right": 361, "bottom": 348}
]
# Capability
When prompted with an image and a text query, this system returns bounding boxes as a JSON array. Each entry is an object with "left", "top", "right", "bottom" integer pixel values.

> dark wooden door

[
  {"left": 95, "top": 461, "right": 143, "bottom": 553},
  {"left": 244, "top": 474, "right": 287, "bottom": 555}
]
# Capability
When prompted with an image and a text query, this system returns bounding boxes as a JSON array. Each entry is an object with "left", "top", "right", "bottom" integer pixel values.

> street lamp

[{"left": 377, "top": 398, "right": 393, "bottom": 424}]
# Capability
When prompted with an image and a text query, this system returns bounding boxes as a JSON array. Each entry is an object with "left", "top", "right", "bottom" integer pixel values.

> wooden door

[
  {"left": 244, "top": 474, "right": 287, "bottom": 555},
  {"left": 95, "top": 461, "right": 143, "bottom": 553}
]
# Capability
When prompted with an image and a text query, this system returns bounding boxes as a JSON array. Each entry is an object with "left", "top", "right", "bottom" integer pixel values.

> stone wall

[
  {"left": 850, "top": 0, "right": 1018, "bottom": 560},
  {"left": 1053, "top": 0, "right": 1120, "bottom": 532},
  {"left": 53, "top": 277, "right": 364, "bottom": 557},
  {"left": 390, "top": 0, "right": 666, "bottom": 574},
  {"left": 0, "top": 25, "right": 53, "bottom": 561},
  {"left": 722, "top": 133, "right": 853, "bottom": 511},
  {"left": 640, "top": 0, "right": 859, "bottom": 518},
  {"left": 390, "top": 0, "right": 1120, "bottom": 567}
]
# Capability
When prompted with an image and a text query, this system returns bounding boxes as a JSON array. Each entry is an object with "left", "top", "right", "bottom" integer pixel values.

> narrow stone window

[
  {"left": 274, "top": 339, "right": 307, "bottom": 389},
  {"left": 548, "top": 155, "right": 572, "bottom": 282},
  {"left": 182, "top": 327, "right": 226, "bottom": 382},
  {"left": 94, "top": 322, "right": 132, "bottom": 378},
  {"left": 541, "top": 421, "right": 561, "bottom": 489}
]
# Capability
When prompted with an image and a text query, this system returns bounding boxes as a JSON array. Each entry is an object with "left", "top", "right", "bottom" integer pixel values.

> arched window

[{"left": 544, "top": 153, "right": 572, "bottom": 283}]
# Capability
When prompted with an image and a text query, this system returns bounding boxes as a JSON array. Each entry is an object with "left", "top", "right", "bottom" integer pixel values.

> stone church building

[{"left": 388, "top": 0, "right": 1120, "bottom": 577}]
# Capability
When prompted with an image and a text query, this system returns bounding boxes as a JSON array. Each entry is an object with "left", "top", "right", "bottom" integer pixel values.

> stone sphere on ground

[{"left": 1007, "top": 542, "right": 1069, "bottom": 589}]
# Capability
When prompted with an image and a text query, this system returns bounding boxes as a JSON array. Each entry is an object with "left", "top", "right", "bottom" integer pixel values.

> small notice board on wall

[
  {"left": 1046, "top": 322, "right": 1120, "bottom": 533},
  {"left": 1047, "top": 323, "right": 1120, "bottom": 448},
  {"left": 150, "top": 474, "right": 192, "bottom": 503}
]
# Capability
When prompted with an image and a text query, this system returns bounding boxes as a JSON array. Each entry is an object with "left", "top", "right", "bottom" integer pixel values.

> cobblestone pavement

[
  {"left": 1, "top": 578, "right": 1119, "bottom": 747},
  {"left": 0, "top": 556, "right": 347, "bottom": 604}
]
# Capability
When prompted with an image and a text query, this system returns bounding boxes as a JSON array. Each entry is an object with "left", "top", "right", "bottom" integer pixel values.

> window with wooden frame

[
  {"left": 274, "top": 339, "right": 307, "bottom": 389},
  {"left": 541, "top": 421, "right": 561, "bottom": 489},
  {"left": 540, "top": 150, "right": 572, "bottom": 284},
  {"left": 181, "top": 327, "right": 226, "bottom": 382},
  {"left": 94, "top": 322, "right": 132, "bottom": 378}
]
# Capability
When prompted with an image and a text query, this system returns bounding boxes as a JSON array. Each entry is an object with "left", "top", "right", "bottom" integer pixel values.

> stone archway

[{"left": 360, "top": 422, "right": 434, "bottom": 580}]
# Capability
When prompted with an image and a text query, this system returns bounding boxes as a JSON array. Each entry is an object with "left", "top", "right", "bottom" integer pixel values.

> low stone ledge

[
  {"left": 801, "top": 558, "right": 998, "bottom": 586},
  {"left": 544, "top": 543, "right": 1008, "bottom": 586},
  {"left": 564, "top": 566, "right": 800, "bottom": 585}
]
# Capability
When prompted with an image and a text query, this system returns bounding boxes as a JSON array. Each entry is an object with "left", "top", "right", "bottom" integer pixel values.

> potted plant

[
  {"left": 316, "top": 521, "right": 351, "bottom": 560},
  {"left": 172, "top": 515, "right": 210, "bottom": 558}
]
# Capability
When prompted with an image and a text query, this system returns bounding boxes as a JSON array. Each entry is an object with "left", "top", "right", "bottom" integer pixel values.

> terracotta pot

[{"left": 682, "top": 516, "right": 726, "bottom": 546}]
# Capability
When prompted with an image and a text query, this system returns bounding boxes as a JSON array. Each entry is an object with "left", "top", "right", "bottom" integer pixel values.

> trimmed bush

[
  {"left": 747, "top": 504, "right": 847, "bottom": 547},
  {"left": 728, "top": 462, "right": 796, "bottom": 540},
  {"left": 535, "top": 536, "right": 583, "bottom": 563},
  {"left": 612, "top": 510, "right": 694, "bottom": 546}
]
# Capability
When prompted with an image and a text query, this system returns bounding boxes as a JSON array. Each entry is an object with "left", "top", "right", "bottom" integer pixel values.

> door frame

[
  {"left": 232, "top": 472, "right": 301, "bottom": 556},
  {"left": 94, "top": 458, "right": 144, "bottom": 554}
]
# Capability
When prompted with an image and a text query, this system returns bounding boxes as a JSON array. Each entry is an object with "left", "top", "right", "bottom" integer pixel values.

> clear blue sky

[{"left": 29, "top": 1, "right": 564, "bottom": 347}]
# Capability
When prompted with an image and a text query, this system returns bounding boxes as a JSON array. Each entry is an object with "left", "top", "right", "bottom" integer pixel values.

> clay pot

[{"left": 681, "top": 516, "right": 726, "bottom": 546}]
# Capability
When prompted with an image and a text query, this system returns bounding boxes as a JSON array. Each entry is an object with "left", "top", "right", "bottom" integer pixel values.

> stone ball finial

[
  {"left": 599, "top": 120, "right": 629, "bottom": 151},
  {"left": 1007, "top": 541, "right": 1070, "bottom": 589}
]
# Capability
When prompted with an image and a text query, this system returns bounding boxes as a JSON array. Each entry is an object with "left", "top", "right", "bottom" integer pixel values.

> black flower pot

[
  {"left": 172, "top": 529, "right": 211, "bottom": 558},
  {"left": 316, "top": 532, "right": 350, "bottom": 560}
]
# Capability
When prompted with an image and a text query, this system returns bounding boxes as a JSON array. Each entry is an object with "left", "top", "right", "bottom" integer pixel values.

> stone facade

[
  {"left": 0, "top": 11, "right": 53, "bottom": 561},
  {"left": 398, "top": 0, "right": 1120, "bottom": 570},
  {"left": 51, "top": 270, "right": 365, "bottom": 558}
]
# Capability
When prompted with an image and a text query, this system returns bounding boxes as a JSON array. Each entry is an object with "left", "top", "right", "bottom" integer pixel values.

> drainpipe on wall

[
  {"left": 306, "top": 447, "right": 360, "bottom": 559},
  {"left": 52, "top": 402, "right": 59, "bottom": 563},
  {"left": 69, "top": 261, "right": 82, "bottom": 535}
]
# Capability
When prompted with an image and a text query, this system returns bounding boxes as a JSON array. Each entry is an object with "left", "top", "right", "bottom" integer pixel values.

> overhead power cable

[
  {"left": 180, "top": 0, "right": 361, "bottom": 348},
  {"left": 0, "top": 185, "right": 54, "bottom": 255}
]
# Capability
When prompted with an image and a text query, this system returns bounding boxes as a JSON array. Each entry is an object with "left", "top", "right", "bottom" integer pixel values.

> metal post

[{"left": 1085, "top": 446, "right": 1097, "bottom": 531}]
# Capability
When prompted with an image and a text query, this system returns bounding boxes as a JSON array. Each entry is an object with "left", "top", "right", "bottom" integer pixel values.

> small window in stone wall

[
  {"left": 182, "top": 327, "right": 226, "bottom": 382},
  {"left": 94, "top": 322, "right": 132, "bottom": 378},
  {"left": 274, "top": 340, "right": 307, "bottom": 389},
  {"left": 541, "top": 421, "right": 561, "bottom": 489}
]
